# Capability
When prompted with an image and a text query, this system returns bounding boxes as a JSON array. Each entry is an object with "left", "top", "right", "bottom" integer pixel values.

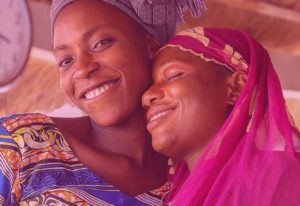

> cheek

[
  {"left": 59, "top": 72, "right": 74, "bottom": 99},
  {"left": 178, "top": 91, "right": 228, "bottom": 145},
  {"left": 59, "top": 74, "right": 68, "bottom": 93},
  {"left": 175, "top": 86, "right": 215, "bottom": 127},
  {"left": 121, "top": 57, "right": 151, "bottom": 92},
  {"left": 112, "top": 43, "right": 149, "bottom": 74}
]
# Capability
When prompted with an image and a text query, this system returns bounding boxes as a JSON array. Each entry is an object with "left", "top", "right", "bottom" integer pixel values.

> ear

[
  {"left": 145, "top": 33, "right": 160, "bottom": 59},
  {"left": 227, "top": 71, "right": 247, "bottom": 105}
]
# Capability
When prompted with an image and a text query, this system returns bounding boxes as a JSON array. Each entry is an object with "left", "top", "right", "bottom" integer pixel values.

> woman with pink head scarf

[{"left": 143, "top": 27, "right": 300, "bottom": 205}]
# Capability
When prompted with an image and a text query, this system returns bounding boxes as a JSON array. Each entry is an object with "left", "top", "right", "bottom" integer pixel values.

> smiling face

[
  {"left": 142, "top": 47, "right": 232, "bottom": 164},
  {"left": 53, "top": 0, "right": 153, "bottom": 126}
]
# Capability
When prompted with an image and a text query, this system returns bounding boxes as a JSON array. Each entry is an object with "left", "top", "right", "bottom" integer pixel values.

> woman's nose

[
  {"left": 142, "top": 84, "right": 164, "bottom": 109},
  {"left": 73, "top": 53, "right": 100, "bottom": 79}
]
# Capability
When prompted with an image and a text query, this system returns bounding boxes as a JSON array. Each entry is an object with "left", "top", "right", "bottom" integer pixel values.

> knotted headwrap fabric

[{"left": 50, "top": 0, "right": 206, "bottom": 45}]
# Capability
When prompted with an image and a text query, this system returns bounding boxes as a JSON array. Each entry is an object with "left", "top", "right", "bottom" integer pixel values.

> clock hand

[{"left": 0, "top": 33, "right": 11, "bottom": 44}]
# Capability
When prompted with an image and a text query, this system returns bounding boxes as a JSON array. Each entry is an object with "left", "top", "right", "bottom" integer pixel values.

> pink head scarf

[{"left": 161, "top": 27, "right": 300, "bottom": 206}]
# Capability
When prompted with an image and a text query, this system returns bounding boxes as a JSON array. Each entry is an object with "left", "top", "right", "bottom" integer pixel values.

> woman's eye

[
  {"left": 93, "top": 39, "right": 112, "bottom": 50},
  {"left": 58, "top": 57, "right": 73, "bottom": 69},
  {"left": 166, "top": 72, "right": 183, "bottom": 82}
]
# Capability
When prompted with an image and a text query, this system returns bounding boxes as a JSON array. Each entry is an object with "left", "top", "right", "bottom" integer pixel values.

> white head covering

[{"left": 50, "top": 0, "right": 206, "bottom": 44}]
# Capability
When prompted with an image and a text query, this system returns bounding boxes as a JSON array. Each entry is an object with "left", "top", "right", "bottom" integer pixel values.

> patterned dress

[{"left": 0, "top": 113, "right": 166, "bottom": 206}]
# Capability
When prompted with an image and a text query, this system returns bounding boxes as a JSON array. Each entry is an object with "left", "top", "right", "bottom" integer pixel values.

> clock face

[{"left": 0, "top": 0, "right": 32, "bottom": 87}]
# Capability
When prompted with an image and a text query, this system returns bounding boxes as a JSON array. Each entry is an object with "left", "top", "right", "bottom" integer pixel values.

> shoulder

[
  {"left": 0, "top": 113, "right": 54, "bottom": 134},
  {"left": 0, "top": 113, "right": 54, "bottom": 132},
  {"left": 0, "top": 114, "right": 42, "bottom": 172},
  {"left": 0, "top": 113, "right": 55, "bottom": 148}
]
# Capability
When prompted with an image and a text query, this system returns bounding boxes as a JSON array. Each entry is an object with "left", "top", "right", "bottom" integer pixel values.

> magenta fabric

[{"left": 163, "top": 27, "right": 300, "bottom": 206}]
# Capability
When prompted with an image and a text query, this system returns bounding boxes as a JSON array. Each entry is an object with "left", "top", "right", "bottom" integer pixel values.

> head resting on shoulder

[{"left": 142, "top": 27, "right": 249, "bottom": 164}]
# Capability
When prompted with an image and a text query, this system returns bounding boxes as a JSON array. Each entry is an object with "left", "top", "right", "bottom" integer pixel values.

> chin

[
  {"left": 88, "top": 111, "right": 123, "bottom": 127},
  {"left": 151, "top": 135, "right": 175, "bottom": 157}
]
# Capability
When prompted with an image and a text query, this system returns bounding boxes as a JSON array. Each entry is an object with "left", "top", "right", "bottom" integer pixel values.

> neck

[
  {"left": 89, "top": 109, "right": 151, "bottom": 164},
  {"left": 185, "top": 150, "right": 202, "bottom": 171}
]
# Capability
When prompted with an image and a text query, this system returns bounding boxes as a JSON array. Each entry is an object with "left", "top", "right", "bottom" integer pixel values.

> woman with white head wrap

[{"left": 0, "top": 0, "right": 205, "bottom": 205}]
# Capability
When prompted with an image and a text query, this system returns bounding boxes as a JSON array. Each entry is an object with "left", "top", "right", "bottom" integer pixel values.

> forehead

[
  {"left": 153, "top": 47, "right": 202, "bottom": 72},
  {"left": 154, "top": 47, "right": 193, "bottom": 67},
  {"left": 53, "top": 0, "right": 141, "bottom": 49},
  {"left": 53, "top": 0, "right": 138, "bottom": 36}
]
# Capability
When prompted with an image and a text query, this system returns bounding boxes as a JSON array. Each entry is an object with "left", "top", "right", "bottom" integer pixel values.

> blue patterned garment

[{"left": 0, "top": 113, "right": 166, "bottom": 206}]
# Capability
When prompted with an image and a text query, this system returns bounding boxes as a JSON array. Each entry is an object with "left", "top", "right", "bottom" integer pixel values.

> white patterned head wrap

[{"left": 50, "top": 0, "right": 206, "bottom": 44}]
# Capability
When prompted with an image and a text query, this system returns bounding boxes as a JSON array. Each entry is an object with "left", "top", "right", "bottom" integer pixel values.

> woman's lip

[
  {"left": 81, "top": 78, "right": 121, "bottom": 102},
  {"left": 77, "top": 77, "right": 121, "bottom": 99},
  {"left": 146, "top": 109, "right": 174, "bottom": 132}
]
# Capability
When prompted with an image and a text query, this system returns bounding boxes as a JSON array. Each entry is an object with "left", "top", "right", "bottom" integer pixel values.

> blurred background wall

[{"left": 0, "top": 0, "right": 300, "bottom": 127}]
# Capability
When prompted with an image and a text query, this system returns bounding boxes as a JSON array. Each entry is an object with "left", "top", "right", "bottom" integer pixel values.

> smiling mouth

[
  {"left": 83, "top": 79, "right": 119, "bottom": 100},
  {"left": 147, "top": 108, "right": 174, "bottom": 131},
  {"left": 149, "top": 110, "right": 172, "bottom": 122},
  {"left": 148, "top": 107, "right": 176, "bottom": 125}
]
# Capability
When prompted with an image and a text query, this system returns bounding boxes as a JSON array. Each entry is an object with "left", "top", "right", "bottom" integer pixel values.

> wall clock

[{"left": 0, "top": 0, "right": 32, "bottom": 87}]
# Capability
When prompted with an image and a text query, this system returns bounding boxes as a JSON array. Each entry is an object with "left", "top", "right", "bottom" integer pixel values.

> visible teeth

[
  {"left": 150, "top": 111, "right": 170, "bottom": 122},
  {"left": 85, "top": 82, "right": 114, "bottom": 100}
]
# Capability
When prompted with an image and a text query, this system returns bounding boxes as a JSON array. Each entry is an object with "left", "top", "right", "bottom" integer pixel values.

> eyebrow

[
  {"left": 54, "top": 44, "right": 69, "bottom": 53},
  {"left": 53, "top": 25, "right": 111, "bottom": 53},
  {"left": 157, "top": 58, "right": 189, "bottom": 68}
]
